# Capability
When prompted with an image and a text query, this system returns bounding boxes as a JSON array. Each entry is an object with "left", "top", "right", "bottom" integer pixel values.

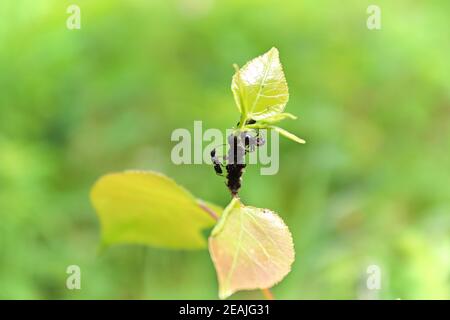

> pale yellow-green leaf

[
  {"left": 232, "top": 47, "right": 289, "bottom": 121},
  {"left": 271, "top": 126, "right": 306, "bottom": 144},
  {"left": 209, "top": 198, "right": 295, "bottom": 299},
  {"left": 91, "top": 171, "right": 218, "bottom": 250},
  {"left": 261, "top": 112, "right": 297, "bottom": 123}
]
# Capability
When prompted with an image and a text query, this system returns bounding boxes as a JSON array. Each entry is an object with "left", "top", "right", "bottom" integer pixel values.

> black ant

[{"left": 210, "top": 128, "right": 265, "bottom": 197}]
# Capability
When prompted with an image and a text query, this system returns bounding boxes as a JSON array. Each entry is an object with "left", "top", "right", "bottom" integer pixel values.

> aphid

[
  {"left": 210, "top": 149, "right": 223, "bottom": 176},
  {"left": 225, "top": 134, "right": 246, "bottom": 196},
  {"left": 210, "top": 130, "right": 265, "bottom": 197},
  {"left": 241, "top": 130, "right": 265, "bottom": 153},
  {"left": 235, "top": 118, "right": 257, "bottom": 127}
]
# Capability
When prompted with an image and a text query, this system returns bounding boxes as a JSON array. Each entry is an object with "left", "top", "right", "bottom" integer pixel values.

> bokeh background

[{"left": 1, "top": 0, "right": 449, "bottom": 299}]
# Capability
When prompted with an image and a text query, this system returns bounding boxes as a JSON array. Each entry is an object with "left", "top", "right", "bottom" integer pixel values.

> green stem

[{"left": 238, "top": 112, "right": 247, "bottom": 130}]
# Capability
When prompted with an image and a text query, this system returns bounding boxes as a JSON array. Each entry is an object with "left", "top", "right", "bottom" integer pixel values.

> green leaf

[
  {"left": 263, "top": 112, "right": 297, "bottom": 122},
  {"left": 248, "top": 112, "right": 297, "bottom": 126},
  {"left": 91, "top": 171, "right": 220, "bottom": 250},
  {"left": 232, "top": 47, "right": 289, "bottom": 122},
  {"left": 271, "top": 126, "right": 306, "bottom": 144},
  {"left": 209, "top": 198, "right": 295, "bottom": 299}
]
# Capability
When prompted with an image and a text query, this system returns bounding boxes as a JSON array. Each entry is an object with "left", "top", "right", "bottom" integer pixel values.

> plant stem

[
  {"left": 199, "top": 203, "right": 276, "bottom": 300},
  {"left": 238, "top": 112, "right": 247, "bottom": 130},
  {"left": 198, "top": 202, "right": 219, "bottom": 220},
  {"left": 262, "top": 288, "right": 274, "bottom": 300}
]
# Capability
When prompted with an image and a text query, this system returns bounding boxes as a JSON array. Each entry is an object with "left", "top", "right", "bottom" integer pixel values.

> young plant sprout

[{"left": 91, "top": 47, "right": 305, "bottom": 299}]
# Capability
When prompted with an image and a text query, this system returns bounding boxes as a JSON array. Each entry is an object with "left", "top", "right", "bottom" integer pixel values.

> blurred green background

[{"left": 1, "top": 0, "right": 449, "bottom": 299}]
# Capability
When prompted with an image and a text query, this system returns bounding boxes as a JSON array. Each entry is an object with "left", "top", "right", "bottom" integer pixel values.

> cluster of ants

[{"left": 210, "top": 120, "right": 265, "bottom": 197}]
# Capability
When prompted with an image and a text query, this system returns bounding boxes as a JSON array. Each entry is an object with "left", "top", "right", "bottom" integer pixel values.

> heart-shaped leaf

[
  {"left": 232, "top": 47, "right": 289, "bottom": 122},
  {"left": 91, "top": 171, "right": 220, "bottom": 250},
  {"left": 209, "top": 198, "right": 295, "bottom": 299}
]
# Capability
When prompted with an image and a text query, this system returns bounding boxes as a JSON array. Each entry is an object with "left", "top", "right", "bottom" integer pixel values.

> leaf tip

[{"left": 268, "top": 46, "right": 279, "bottom": 55}]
